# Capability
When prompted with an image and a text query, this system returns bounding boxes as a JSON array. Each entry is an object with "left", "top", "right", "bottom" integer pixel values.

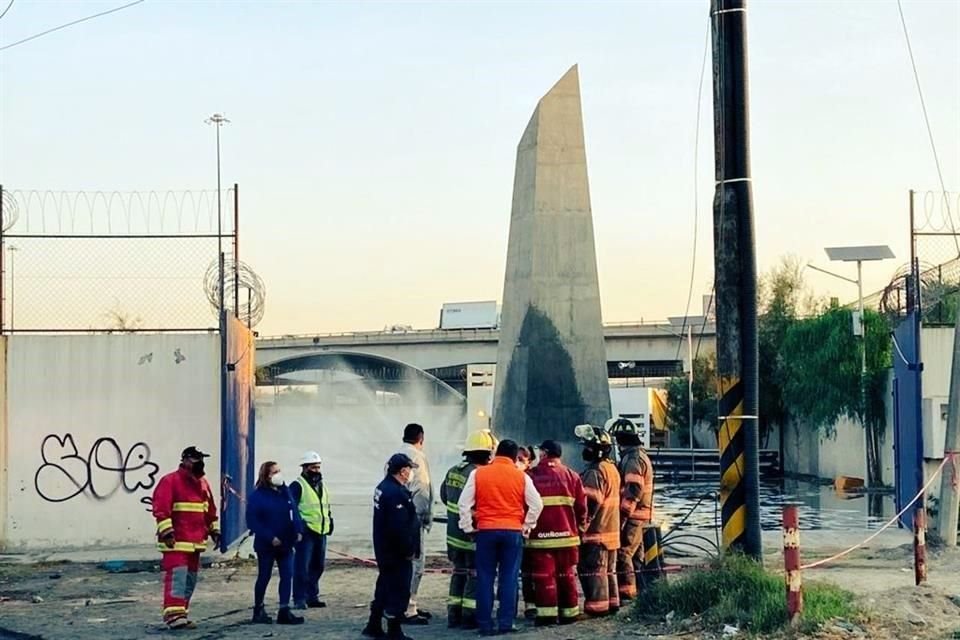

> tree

[
  {"left": 666, "top": 353, "right": 719, "bottom": 446},
  {"left": 756, "top": 255, "right": 823, "bottom": 443},
  {"left": 781, "top": 308, "right": 892, "bottom": 486}
]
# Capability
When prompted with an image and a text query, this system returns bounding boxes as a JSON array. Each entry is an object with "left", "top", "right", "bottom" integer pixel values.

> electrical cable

[
  {"left": 0, "top": 0, "right": 144, "bottom": 51},
  {"left": 675, "top": 23, "right": 712, "bottom": 364},
  {"left": 0, "top": 0, "right": 14, "bottom": 21},
  {"left": 896, "top": 0, "right": 959, "bottom": 257}
]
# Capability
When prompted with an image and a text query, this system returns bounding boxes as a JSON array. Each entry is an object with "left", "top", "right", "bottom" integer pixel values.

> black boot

[
  {"left": 386, "top": 618, "right": 414, "bottom": 640},
  {"left": 447, "top": 606, "right": 462, "bottom": 628},
  {"left": 251, "top": 604, "right": 272, "bottom": 624},
  {"left": 276, "top": 607, "right": 304, "bottom": 625},
  {"left": 362, "top": 604, "right": 386, "bottom": 638}
]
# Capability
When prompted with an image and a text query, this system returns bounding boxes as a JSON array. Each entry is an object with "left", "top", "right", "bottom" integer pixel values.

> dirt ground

[{"left": 1, "top": 545, "right": 959, "bottom": 640}]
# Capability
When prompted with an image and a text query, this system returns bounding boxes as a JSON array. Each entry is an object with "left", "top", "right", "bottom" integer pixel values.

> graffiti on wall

[{"left": 35, "top": 434, "right": 160, "bottom": 510}]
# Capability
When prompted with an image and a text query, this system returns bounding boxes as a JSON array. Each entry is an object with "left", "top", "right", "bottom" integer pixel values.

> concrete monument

[{"left": 492, "top": 65, "right": 611, "bottom": 448}]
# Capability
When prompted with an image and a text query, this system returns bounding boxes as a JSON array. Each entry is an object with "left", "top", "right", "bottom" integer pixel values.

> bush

[{"left": 635, "top": 554, "right": 857, "bottom": 634}]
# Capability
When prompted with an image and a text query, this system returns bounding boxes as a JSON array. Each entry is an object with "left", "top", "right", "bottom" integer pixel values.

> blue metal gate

[
  {"left": 219, "top": 315, "right": 256, "bottom": 550},
  {"left": 892, "top": 311, "right": 924, "bottom": 525}
]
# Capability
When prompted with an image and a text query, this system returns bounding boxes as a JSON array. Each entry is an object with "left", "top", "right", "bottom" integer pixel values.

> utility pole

[
  {"left": 710, "top": 0, "right": 763, "bottom": 559},
  {"left": 938, "top": 290, "right": 960, "bottom": 545}
]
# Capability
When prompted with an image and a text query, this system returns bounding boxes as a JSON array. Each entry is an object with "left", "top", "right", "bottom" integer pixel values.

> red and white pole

[
  {"left": 913, "top": 507, "right": 927, "bottom": 585},
  {"left": 783, "top": 505, "right": 803, "bottom": 623}
]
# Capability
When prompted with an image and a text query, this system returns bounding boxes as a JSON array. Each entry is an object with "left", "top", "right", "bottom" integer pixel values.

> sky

[{"left": 1, "top": 0, "right": 958, "bottom": 336}]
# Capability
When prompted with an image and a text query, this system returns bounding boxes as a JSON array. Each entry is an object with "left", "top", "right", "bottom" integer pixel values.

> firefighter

[
  {"left": 525, "top": 440, "right": 587, "bottom": 626},
  {"left": 574, "top": 424, "right": 621, "bottom": 616},
  {"left": 439, "top": 429, "right": 497, "bottom": 629},
  {"left": 606, "top": 417, "right": 654, "bottom": 602},
  {"left": 151, "top": 446, "right": 220, "bottom": 630},
  {"left": 363, "top": 453, "right": 421, "bottom": 640}
]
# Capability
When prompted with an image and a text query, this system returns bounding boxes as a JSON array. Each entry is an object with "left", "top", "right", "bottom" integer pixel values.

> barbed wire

[
  {"left": 203, "top": 257, "right": 266, "bottom": 328},
  {"left": 1, "top": 189, "right": 19, "bottom": 231},
  {"left": 2, "top": 189, "right": 237, "bottom": 236},
  {"left": 914, "top": 190, "right": 960, "bottom": 236}
]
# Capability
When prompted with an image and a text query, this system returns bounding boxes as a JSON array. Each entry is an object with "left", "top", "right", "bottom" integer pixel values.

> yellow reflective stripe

[
  {"left": 560, "top": 606, "right": 580, "bottom": 618},
  {"left": 172, "top": 502, "right": 207, "bottom": 513},
  {"left": 447, "top": 595, "right": 463, "bottom": 605},
  {"left": 446, "top": 501, "right": 459, "bottom": 514},
  {"left": 209, "top": 521, "right": 221, "bottom": 532},
  {"left": 158, "top": 542, "right": 206, "bottom": 552},
  {"left": 462, "top": 598, "right": 476, "bottom": 610},
  {"left": 542, "top": 496, "right": 576, "bottom": 507},
  {"left": 163, "top": 606, "right": 187, "bottom": 614},
  {"left": 525, "top": 535, "right": 580, "bottom": 549},
  {"left": 156, "top": 518, "right": 173, "bottom": 533},
  {"left": 447, "top": 536, "right": 476, "bottom": 551},
  {"left": 537, "top": 606, "right": 559, "bottom": 616}
]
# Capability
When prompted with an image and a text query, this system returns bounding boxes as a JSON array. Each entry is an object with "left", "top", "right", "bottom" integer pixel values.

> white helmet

[{"left": 299, "top": 451, "right": 322, "bottom": 466}]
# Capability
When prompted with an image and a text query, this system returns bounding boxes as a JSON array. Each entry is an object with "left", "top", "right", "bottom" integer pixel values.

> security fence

[{"left": 0, "top": 186, "right": 245, "bottom": 333}]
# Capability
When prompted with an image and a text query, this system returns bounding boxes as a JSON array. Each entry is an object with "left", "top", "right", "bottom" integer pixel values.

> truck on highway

[{"left": 439, "top": 301, "right": 499, "bottom": 330}]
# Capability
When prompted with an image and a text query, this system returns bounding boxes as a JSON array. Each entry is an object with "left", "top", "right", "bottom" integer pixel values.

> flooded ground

[{"left": 656, "top": 478, "right": 897, "bottom": 533}]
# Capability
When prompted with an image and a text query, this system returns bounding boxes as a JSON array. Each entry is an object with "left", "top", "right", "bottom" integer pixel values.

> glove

[
  {"left": 328, "top": 519, "right": 334, "bottom": 536},
  {"left": 160, "top": 531, "right": 175, "bottom": 549},
  {"left": 210, "top": 532, "right": 221, "bottom": 548}
]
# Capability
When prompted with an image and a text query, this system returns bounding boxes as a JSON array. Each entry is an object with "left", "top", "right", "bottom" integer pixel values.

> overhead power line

[
  {"left": 0, "top": 0, "right": 14, "bottom": 22},
  {"left": 0, "top": 0, "right": 144, "bottom": 52},
  {"left": 896, "top": 0, "right": 958, "bottom": 256}
]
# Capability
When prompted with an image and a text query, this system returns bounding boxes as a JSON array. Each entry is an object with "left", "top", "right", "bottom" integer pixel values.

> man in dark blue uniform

[{"left": 362, "top": 453, "right": 421, "bottom": 640}]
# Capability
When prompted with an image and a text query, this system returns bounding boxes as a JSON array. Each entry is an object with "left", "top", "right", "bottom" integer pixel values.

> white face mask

[{"left": 270, "top": 472, "right": 284, "bottom": 487}]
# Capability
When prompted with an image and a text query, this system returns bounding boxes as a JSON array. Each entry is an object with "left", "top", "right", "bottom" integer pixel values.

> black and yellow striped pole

[{"left": 710, "top": 0, "right": 763, "bottom": 559}]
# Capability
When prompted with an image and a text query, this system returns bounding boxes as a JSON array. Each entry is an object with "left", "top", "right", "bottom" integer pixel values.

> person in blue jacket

[
  {"left": 245, "top": 461, "right": 305, "bottom": 626},
  {"left": 362, "top": 453, "right": 421, "bottom": 640}
]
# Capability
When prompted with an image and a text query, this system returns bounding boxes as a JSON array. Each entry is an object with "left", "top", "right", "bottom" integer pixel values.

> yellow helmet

[{"left": 464, "top": 429, "right": 498, "bottom": 453}]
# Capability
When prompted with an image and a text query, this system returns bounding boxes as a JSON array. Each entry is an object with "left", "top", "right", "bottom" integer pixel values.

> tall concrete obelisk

[{"left": 492, "top": 65, "right": 611, "bottom": 448}]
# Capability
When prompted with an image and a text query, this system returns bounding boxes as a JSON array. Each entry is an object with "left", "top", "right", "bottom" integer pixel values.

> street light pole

[
  {"left": 205, "top": 113, "right": 230, "bottom": 315},
  {"left": 688, "top": 324, "right": 695, "bottom": 479},
  {"left": 815, "top": 245, "right": 895, "bottom": 488}
]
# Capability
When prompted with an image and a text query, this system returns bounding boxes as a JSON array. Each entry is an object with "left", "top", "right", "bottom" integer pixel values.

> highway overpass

[{"left": 256, "top": 321, "right": 716, "bottom": 395}]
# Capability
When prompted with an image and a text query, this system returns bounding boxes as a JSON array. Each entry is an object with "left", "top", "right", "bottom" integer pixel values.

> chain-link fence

[{"left": 0, "top": 187, "right": 241, "bottom": 333}]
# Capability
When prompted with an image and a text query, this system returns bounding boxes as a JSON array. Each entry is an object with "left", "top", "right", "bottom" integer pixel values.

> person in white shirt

[{"left": 395, "top": 423, "right": 434, "bottom": 624}]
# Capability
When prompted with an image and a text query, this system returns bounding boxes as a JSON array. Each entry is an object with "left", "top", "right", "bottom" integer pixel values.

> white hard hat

[{"left": 299, "top": 451, "right": 322, "bottom": 466}]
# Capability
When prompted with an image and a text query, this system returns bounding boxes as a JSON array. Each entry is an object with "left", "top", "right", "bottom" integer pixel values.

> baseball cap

[
  {"left": 387, "top": 453, "right": 418, "bottom": 472},
  {"left": 181, "top": 446, "right": 210, "bottom": 460}
]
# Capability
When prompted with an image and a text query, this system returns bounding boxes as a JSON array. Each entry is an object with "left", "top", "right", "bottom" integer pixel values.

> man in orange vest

[
  {"left": 607, "top": 418, "right": 654, "bottom": 602},
  {"left": 457, "top": 439, "right": 543, "bottom": 637},
  {"left": 152, "top": 446, "right": 220, "bottom": 630},
  {"left": 525, "top": 440, "right": 587, "bottom": 627},
  {"left": 574, "top": 424, "right": 621, "bottom": 617}
]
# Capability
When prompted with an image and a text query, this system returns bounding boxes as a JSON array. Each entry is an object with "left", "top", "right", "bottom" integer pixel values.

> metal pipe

[
  {"left": 782, "top": 505, "right": 802, "bottom": 624},
  {"left": 234, "top": 183, "right": 240, "bottom": 319},
  {"left": 914, "top": 507, "right": 927, "bottom": 585}
]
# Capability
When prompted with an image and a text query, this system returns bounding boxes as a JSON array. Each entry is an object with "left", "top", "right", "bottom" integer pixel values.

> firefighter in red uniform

[
  {"left": 525, "top": 440, "right": 587, "bottom": 626},
  {"left": 152, "top": 446, "right": 220, "bottom": 630},
  {"left": 607, "top": 418, "right": 654, "bottom": 602},
  {"left": 574, "top": 424, "right": 621, "bottom": 616}
]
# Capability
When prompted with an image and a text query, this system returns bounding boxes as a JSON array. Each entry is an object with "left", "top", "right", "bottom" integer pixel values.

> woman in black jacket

[{"left": 246, "top": 461, "right": 305, "bottom": 625}]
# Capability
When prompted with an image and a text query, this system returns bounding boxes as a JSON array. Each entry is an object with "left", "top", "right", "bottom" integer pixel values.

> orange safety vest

[{"left": 474, "top": 456, "right": 526, "bottom": 531}]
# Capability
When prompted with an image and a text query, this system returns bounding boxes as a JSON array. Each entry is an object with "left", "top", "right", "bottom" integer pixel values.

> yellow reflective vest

[{"left": 295, "top": 476, "right": 332, "bottom": 536}]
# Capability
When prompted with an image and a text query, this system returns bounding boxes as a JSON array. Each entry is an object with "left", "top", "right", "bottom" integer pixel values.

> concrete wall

[
  {"left": 784, "top": 374, "right": 896, "bottom": 486},
  {"left": 1, "top": 334, "right": 220, "bottom": 550}
]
